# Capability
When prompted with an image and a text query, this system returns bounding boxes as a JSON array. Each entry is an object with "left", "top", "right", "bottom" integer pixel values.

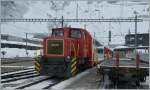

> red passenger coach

[{"left": 34, "top": 27, "right": 99, "bottom": 78}]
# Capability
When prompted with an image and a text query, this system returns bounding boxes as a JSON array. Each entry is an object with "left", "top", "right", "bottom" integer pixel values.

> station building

[{"left": 125, "top": 33, "right": 149, "bottom": 47}]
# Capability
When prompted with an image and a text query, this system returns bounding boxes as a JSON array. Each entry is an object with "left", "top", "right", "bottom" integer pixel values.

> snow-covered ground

[
  {"left": 1, "top": 48, "right": 41, "bottom": 58},
  {"left": 24, "top": 79, "right": 54, "bottom": 89}
]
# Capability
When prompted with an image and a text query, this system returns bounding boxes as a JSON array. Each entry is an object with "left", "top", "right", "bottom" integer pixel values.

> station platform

[
  {"left": 65, "top": 67, "right": 100, "bottom": 89},
  {"left": 51, "top": 67, "right": 102, "bottom": 89},
  {"left": 51, "top": 66, "right": 149, "bottom": 89}
]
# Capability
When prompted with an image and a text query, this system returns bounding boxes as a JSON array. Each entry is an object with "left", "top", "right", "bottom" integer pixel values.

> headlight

[{"left": 67, "top": 56, "right": 70, "bottom": 59}]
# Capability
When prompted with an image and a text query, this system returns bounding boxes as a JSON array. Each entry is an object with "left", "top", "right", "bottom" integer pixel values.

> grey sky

[{"left": 1, "top": 0, "right": 149, "bottom": 45}]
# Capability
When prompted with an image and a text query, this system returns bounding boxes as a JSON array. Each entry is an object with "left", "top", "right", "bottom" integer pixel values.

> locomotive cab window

[
  {"left": 70, "top": 29, "right": 81, "bottom": 38},
  {"left": 52, "top": 29, "right": 64, "bottom": 37}
]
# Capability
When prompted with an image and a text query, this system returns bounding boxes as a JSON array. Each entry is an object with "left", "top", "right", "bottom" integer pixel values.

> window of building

[{"left": 130, "top": 37, "right": 135, "bottom": 41}]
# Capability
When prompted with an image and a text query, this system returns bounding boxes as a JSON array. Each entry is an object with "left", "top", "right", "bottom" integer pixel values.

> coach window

[{"left": 70, "top": 29, "right": 81, "bottom": 38}]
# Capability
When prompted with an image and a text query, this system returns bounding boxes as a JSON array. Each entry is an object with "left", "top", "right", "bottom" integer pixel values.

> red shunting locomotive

[{"left": 35, "top": 27, "right": 100, "bottom": 78}]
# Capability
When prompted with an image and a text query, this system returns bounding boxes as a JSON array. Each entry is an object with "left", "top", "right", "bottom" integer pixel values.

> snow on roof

[
  {"left": 114, "top": 45, "right": 129, "bottom": 49},
  {"left": 138, "top": 46, "right": 149, "bottom": 48},
  {"left": 114, "top": 45, "right": 149, "bottom": 50},
  {"left": 97, "top": 46, "right": 105, "bottom": 48},
  {"left": 1, "top": 40, "right": 42, "bottom": 47}
]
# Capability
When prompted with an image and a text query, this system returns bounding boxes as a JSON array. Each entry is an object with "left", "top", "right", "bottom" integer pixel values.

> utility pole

[
  {"left": 76, "top": 3, "right": 78, "bottom": 20},
  {"left": 61, "top": 16, "right": 64, "bottom": 28},
  {"left": 94, "top": 32, "right": 96, "bottom": 37},
  {"left": 108, "top": 22, "right": 111, "bottom": 47},
  {"left": 135, "top": 15, "right": 138, "bottom": 49},
  {"left": 128, "top": 28, "right": 131, "bottom": 46},
  {"left": 128, "top": 28, "right": 131, "bottom": 34},
  {"left": 133, "top": 10, "right": 138, "bottom": 59},
  {"left": 84, "top": 24, "right": 87, "bottom": 29},
  {"left": 0, "top": 1, "right": 1, "bottom": 63},
  {"left": 25, "top": 33, "right": 28, "bottom": 57}
]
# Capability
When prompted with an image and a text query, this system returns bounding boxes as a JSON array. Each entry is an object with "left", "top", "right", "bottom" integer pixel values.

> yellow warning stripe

[
  {"left": 34, "top": 61, "right": 40, "bottom": 68},
  {"left": 72, "top": 70, "right": 77, "bottom": 75},
  {"left": 71, "top": 59, "right": 77, "bottom": 65},
  {"left": 35, "top": 56, "right": 39, "bottom": 60},
  {"left": 35, "top": 67, "right": 40, "bottom": 71},
  {"left": 71, "top": 66, "right": 77, "bottom": 73},
  {"left": 71, "top": 57, "right": 77, "bottom": 76},
  {"left": 35, "top": 66, "right": 40, "bottom": 72},
  {"left": 71, "top": 61, "right": 77, "bottom": 68},
  {"left": 71, "top": 58, "right": 76, "bottom": 63},
  {"left": 34, "top": 60, "right": 41, "bottom": 73}
]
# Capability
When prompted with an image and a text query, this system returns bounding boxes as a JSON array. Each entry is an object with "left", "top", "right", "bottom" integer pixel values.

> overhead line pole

[
  {"left": 61, "top": 16, "right": 64, "bottom": 28},
  {"left": 76, "top": 3, "right": 78, "bottom": 20},
  {"left": 135, "top": 15, "right": 138, "bottom": 49},
  {"left": 25, "top": 33, "right": 28, "bottom": 57},
  {"left": 0, "top": 1, "right": 1, "bottom": 78},
  {"left": 108, "top": 22, "right": 111, "bottom": 47},
  {"left": 134, "top": 15, "right": 138, "bottom": 61}
]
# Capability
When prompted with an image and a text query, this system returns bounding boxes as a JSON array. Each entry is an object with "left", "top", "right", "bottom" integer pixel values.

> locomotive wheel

[{"left": 135, "top": 81, "right": 140, "bottom": 87}]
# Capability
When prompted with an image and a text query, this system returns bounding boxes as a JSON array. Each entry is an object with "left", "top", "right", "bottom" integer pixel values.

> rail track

[
  {"left": 1, "top": 69, "right": 63, "bottom": 89},
  {"left": 1, "top": 68, "right": 148, "bottom": 89},
  {"left": 1, "top": 68, "right": 35, "bottom": 79}
]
